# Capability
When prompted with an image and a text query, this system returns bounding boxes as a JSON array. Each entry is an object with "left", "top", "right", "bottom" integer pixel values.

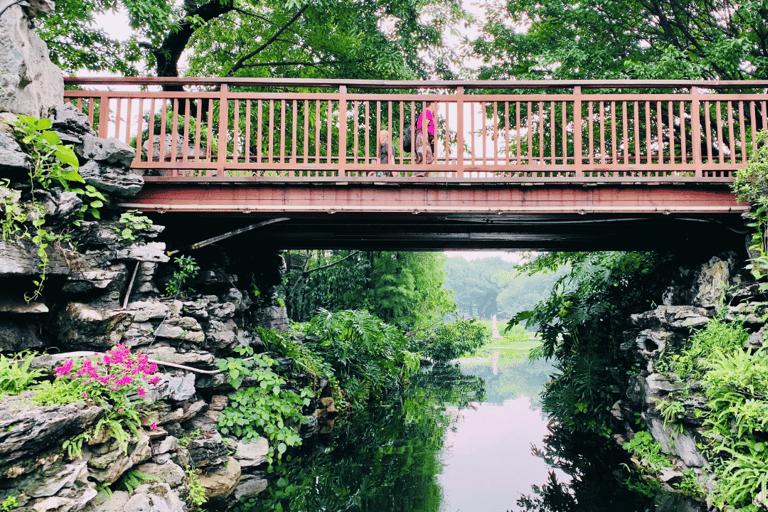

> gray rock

[
  {"left": 88, "top": 432, "right": 151, "bottom": 483},
  {"left": 154, "top": 373, "right": 197, "bottom": 402},
  {"left": 0, "top": 238, "right": 76, "bottom": 276},
  {"left": 82, "top": 490, "right": 130, "bottom": 512},
  {"left": 252, "top": 305, "right": 289, "bottom": 332},
  {"left": 205, "top": 319, "right": 237, "bottom": 349},
  {"left": 234, "top": 473, "right": 268, "bottom": 499},
  {"left": 143, "top": 134, "right": 196, "bottom": 161},
  {"left": 0, "top": 401, "right": 103, "bottom": 464},
  {"left": 630, "top": 306, "right": 711, "bottom": 332},
  {"left": 133, "top": 483, "right": 184, "bottom": 512},
  {"left": 135, "top": 461, "right": 186, "bottom": 488},
  {"left": 78, "top": 160, "right": 144, "bottom": 197},
  {"left": 124, "top": 493, "right": 172, "bottom": 512},
  {"left": 140, "top": 344, "right": 216, "bottom": 369},
  {"left": 113, "top": 242, "right": 170, "bottom": 263},
  {"left": 0, "top": 297, "right": 48, "bottom": 314},
  {"left": 197, "top": 456, "right": 241, "bottom": 500},
  {"left": 234, "top": 438, "right": 269, "bottom": 469},
  {"left": 0, "top": 320, "right": 47, "bottom": 352},
  {"left": 645, "top": 373, "right": 685, "bottom": 396},
  {"left": 187, "top": 430, "right": 229, "bottom": 468},
  {"left": 0, "top": 130, "right": 33, "bottom": 178},
  {"left": 644, "top": 414, "right": 676, "bottom": 454},
  {"left": 27, "top": 457, "right": 89, "bottom": 498},
  {"left": 0, "top": 0, "right": 63, "bottom": 117},
  {"left": 674, "top": 431, "right": 707, "bottom": 468},
  {"left": 141, "top": 400, "right": 206, "bottom": 427},
  {"left": 50, "top": 103, "right": 95, "bottom": 136},
  {"left": 78, "top": 134, "right": 135, "bottom": 166},
  {"left": 154, "top": 316, "right": 205, "bottom": 344},
  {"left": 151, "top": 436, "right": 179, "bottom": 456},
  {"left": 31, "top": 496, "right": 76, "bottom": 512},
  {"left": 693, "top": 257, "right": 731, "bottom": 308},
  {"left": 129, "top": 301, "right": 170, "bottom": 322},
  {"left": 53, "top": 302, "right": 132, "bottom": 350}
]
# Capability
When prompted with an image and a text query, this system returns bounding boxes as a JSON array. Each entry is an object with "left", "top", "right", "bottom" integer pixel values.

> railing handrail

[{"left": 63, "top": 76, "right": 768, "bottom": 91}]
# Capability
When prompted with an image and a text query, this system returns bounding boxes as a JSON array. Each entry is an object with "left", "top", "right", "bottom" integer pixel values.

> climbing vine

[{"left": 1, "top": 115, "right": 107, "bottom": 300}]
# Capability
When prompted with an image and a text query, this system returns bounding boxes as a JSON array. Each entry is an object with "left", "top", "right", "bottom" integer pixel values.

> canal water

[{"left": 234, "top": 349, "right": 704, "bottom": 512}]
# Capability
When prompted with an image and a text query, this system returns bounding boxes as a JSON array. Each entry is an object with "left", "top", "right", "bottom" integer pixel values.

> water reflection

[
  {"left": 231, "top": 363, "right": 485, "bottom": 512},
  {"left": 226, "top": 356, "right": 704, "bottom": 512}
]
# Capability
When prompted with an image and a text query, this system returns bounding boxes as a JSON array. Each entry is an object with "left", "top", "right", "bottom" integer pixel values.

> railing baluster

[
  {"left": 244, "top": 100, "right": 251, "bottom": 168},
  {"left": 364, "top": 101, "right": 370, "bottom": 168},
  {"left": 622, "top": 101, "right": 628, "bottom": 165},
  {"left": 493, "top": 101, "right": 499, "bottom": 169},
  {"left": 194, "top": 98, "right": 202, "bottom": 164},
  {"left": 304, "top": 100, "right": 309, "bottom": 166},
  {"left": 705, "top": 100, "right": 713, "bottom": 165},
  {"left": 505, "top": 101, "right": 510, "bottom": 167},
  {"left": 327, "top": 100, "right": 333, "bottom": 171},
  {"left": 750, "top": 100, "right": 758, "bottom": 154},
  {"left": 633, "top": 101, "right": 640, "bottom": 166},
  {"left": 171, "top": 98, "right": 180, "bottom": 167},
  {"left": 610, "top": 101, "right": 616, "bottom": 165},
  {"left": 257, "top": 100, "right": 263, "bottom": 167},
  {"left": 573, "top": 88, "right": 582, "bottom": 176},
  {"left": 136, "top": 98, "right": 144, "bottom": 164},
  {"left": 158, "top": 99, "right": 168, "bottom": 169},
  {"left": 114, "top": 98, "right": 122, "bottom": 141},
  {"left": 516, "top": 101, "right": 521, "bottom": 168},
  {"left": 749, "top": 100, "right": 757, "bottom": 151},
  {"left": 727, "top": 100, "right": 735, "bottom": 165},
  {"left": 206, "top": 98, "right": 214, "bottom": 174},
  {"left": 527, "top": 101, "right": 533, "bottom": 166},
  {"left": 667, "top": 101, "right": 674, "bottom": 166},
  {"left": 599, "top": 100, "right": 605, "bottom": 165},
  {"left": 645, "top": 101, "right": 652, "bottom": 165},
  {"left": 182, "top": 99, "right": 191, "bottom": 166},
  {"left": 280, "top": 99, "right": 286, "bottom": 167},
  {"left": 471, "top": 101, "right": 476, "bottom": 167},
  {"left": 269, "top": 100, "right": 275, "bottom": 165},
  {"left": 147, "top": 98, "right": 156, "bottom": 166},
  {"left": 353, "top": 100, "right": 359, "bottom": 167},
  {"left": 217, "top": 86, "right": 228, "bottom": 177},
  {"left": 456, "top": 87, "right": 464, "bottom": 177},
  {"left": 314, "top": 100, "right": 320, "bottom": 167},
  {"left": 538, "top": 101, "right": 544, "bottom": 167},
  {"left": 716, "top": 100, "right": 724, "bottom": 165},
  {"left": 588, "top": 101, "right": 594, "bottom": 167},
  {"left": 691, "top": 88, "right": 701, "bottom": 177},
  {"left": 291, "top": 99, "right": 297, "bottom": 174},
  {"left": 561, "top": 100, "right": 567, "bottom": 167},
  {"left": 680, "top": 100, "right": 686, "bottom": 165},
  {"left": 738, "top": 100, "right": 746, "bottom": 164}
]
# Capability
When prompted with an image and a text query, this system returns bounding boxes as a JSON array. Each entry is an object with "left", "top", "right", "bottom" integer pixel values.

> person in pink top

[{"left": 416, "top": 102, "right": 438, "bottom": 156}]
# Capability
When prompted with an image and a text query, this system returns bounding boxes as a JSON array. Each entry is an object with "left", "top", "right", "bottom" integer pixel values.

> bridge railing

[{"left": 63, "top": 78, "right": 768, "bottom": 182}]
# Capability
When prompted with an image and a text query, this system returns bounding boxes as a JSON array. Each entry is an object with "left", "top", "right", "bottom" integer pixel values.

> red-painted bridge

[{"left": 64, "top": 78, "right": 762, "bottom": 251}]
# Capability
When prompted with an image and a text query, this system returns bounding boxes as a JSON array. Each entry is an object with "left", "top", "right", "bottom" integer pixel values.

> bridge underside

[{"left": 123, "top": 180, "right": 748, "bottom": 252}]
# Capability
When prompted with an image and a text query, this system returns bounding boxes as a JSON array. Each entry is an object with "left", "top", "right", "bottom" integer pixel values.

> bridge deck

[{"left": 63, "top": 78, "right": 759, "bottom": 250}]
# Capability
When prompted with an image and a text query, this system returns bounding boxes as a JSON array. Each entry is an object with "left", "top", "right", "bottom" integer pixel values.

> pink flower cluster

[{"left": 54, "top": 344, "right": 160, "bottom": 400}]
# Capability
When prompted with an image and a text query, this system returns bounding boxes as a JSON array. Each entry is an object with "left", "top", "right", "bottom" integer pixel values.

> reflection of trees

[
  {"left": 460, "top": 360, "right": 552, "bottom": 406},
  {"left": 515, "top": 422, "right": 705, "bottom": 512},
  {"left": 233, "top": 364, "right": 484, "bottom": 512}
]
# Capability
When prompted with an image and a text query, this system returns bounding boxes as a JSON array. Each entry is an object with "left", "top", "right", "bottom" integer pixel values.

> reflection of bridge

[{"left": 64, "top": 78, "right": 762, "bottom": 250}]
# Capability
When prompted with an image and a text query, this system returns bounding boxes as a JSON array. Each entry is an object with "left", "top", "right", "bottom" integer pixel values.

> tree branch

[
  {"left": 227, "top": 4, "right": 309, "bottom": 77},
  {"left": 241, "top": 58, "right": 366, "bottom": 68}
]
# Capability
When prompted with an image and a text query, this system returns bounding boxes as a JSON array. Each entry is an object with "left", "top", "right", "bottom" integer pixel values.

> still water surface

[{"left": 237, "top": 353, "right": 703, "bottom": 512}]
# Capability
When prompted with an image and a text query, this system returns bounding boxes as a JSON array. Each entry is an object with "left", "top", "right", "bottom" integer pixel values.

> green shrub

[
  {"left": 216, "top": 346, "right": 313, "bottom": 462},
  {"left": 416, "top": 318, "right": 490, "bottom": 362},
  {"left": 0, "top": 351, "right": 43, "bottom": 396}
]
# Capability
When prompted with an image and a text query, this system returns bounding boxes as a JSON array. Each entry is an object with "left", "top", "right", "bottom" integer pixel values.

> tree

[
  {"left": 471, "top": 0, "right": 768, "bottom": 81},
  {"left": 39, "top": 0, "right": 469, "bottom": 81},
  {"left": 281, "top": 250, "right": 455, "bottom": 330},
  {"left": 443, "top": 256, "right": 510, "bottom": 318}
]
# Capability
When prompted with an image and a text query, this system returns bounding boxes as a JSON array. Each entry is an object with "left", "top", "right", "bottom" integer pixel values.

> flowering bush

[{"left": 34, "top": 344, "right": 160, "bottom": 458}]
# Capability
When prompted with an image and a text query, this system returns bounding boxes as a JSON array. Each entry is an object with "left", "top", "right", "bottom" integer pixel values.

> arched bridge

[{"left": 64, "top": 78, "right": 766, "bottom": 251}]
